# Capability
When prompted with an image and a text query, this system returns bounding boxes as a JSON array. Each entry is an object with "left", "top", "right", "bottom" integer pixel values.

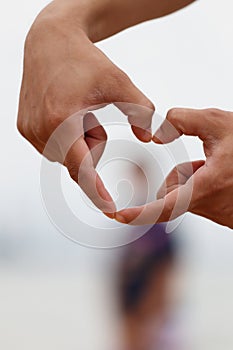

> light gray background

[{"left": 1, "top": 1, "right": 233, "bottom": 349}]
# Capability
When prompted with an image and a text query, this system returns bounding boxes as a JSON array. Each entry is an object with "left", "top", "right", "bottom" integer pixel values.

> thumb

[
  {"left": 157, "top": 160, "right": 205, "bottom": 200},
  {"left": 114, "top": 72, "right": 155, "bottom": 143},
  {"left": 115, "top": 183, "right": 193, "bottom": 225},
  {"left": 115, "top": 161, "right": 205, "bottom": 225}
]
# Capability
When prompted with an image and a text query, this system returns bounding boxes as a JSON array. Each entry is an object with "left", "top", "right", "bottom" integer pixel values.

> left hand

[
  {"left": 17, "top": 8, "right": 154, "bottom": 216},
  {"left": 115, "top": 108, "right": 233, "bottom": 229}
]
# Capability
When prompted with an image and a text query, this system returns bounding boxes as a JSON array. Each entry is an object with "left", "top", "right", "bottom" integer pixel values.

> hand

[
  {"left": 17, "top": 8, "right": 154, "bottom": 215},
  {"left": 116, "top": 108, "right": 233, "bottom": 229}
]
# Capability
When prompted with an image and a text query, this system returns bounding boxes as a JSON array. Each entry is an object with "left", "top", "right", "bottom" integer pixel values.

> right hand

[
  {"left": 116, "top": 108, "right": 233, "bottom": 229},
  {"left": 17, "top": 11, "right": 155, "bottom": 216}
]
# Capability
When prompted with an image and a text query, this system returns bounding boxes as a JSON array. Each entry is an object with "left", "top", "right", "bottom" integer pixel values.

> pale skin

[{"left": 17, "top": 0, "right": 233, "bottom": 228}]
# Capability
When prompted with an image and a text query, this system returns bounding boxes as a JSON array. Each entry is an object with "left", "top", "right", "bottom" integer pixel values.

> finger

[
  {"left": 153, "top": 108, "right": 219, "bottom": 144},
  {"left": 114, "top": 76, "right": 155, "bottom": 143},
  {"left": 83, "top": 112, "right": 107, "bottom": 168},
  {"left": 115, "top": 181, "right": 194, "bottom": 225},
  {"left": 115, "top": 165, "right": 208, "bottom": 226},
  {"left": 65, "top": 137, "right": 116, "bottom": 216},
  {"left": 157, "top": 160, "right": 205, "bottom": 199}
]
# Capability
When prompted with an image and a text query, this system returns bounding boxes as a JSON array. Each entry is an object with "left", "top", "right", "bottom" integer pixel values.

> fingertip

[
  {"left": 152, "top": 134, "right": 163, "bottom": 144},
  {"left": 100, "top": 199, "right": 117, "bottom": 216},
  {"left": 131, "top": 126, "right": 152, "bottom": 143},
  {"left": 104, "top": 212, "right": 116, "bottom": 220},
  {"left": 115, "top": 213, "right": 128, "bottom": 224},
  {"left": 115, "top": 207, "right": 142, "bottom": 225}
]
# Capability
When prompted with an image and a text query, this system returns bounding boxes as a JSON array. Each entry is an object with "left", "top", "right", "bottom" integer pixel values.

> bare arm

[{"left": 37, "top": 0, "right": 196, "bottom": 42}]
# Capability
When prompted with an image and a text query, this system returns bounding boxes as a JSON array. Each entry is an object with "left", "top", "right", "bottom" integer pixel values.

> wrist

[{"left": 29, "top": 0, "right": 109, "bottom": 43}]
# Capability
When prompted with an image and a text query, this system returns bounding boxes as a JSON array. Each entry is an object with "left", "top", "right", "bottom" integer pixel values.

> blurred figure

[
  {"left": 115, "top": 158, "right": 180, "bottom": 350},
  {"left": 119, "top": 225, "right": 178, "bottom": 350}
]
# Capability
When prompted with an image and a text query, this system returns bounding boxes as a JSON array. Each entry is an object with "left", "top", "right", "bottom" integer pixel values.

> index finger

[
  {"left": 65, "top": 137, "right": 116, "bottom": 216},
  {"left": 153, "top": 108, "right": 218, "bottom": 144},
  {"left": 115, "top": 102, "right": 155, "bottom": 143}
]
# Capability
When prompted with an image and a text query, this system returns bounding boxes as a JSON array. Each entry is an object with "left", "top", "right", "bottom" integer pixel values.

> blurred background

[{"left": 1, "top": 0, "right": 233, "bottom": 349}]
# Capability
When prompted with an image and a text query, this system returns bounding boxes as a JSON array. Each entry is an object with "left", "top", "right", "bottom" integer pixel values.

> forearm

[{"left": 35, "top": 0, "right": 196, "bottom": 42}]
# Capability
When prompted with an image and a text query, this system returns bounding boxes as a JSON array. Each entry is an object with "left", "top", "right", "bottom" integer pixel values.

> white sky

[{"left": 1, "top": 1, "right": 233, "bottom": 349}]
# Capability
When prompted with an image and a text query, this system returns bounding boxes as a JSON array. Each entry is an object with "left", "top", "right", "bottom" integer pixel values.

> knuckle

[
  {"left": 31, "top": 118, "right": 47, "bottom": 141},
  {"left": 42, "top": 90, "right": 73, "bottom": 132},
  {"left": 100, "top": 68, "right": 131, "bottom": 102},
  {"left": 113, "top": 70, "right": 155, "bottom": 112},
  {"left": 146, "top": 100, "right": 155, "bottom": 113},
  {"left": 17, "top": 119, "right": 25, "bottom": 137},
  {"left": 206, "top": 108, "right": 222, "bottom": 117},
  {"left": 167, "top": 108, "right": 180, "bottom": 123},
  {"left": 112, "top": 67, "right": 128, "bottom": 81},
  {"left": 33, "top": 125, "right": 46, "bottom": 142},
  {"left": 110, "top": 68, "right": 131, "bottom": 88},
  {"left": 17, "top": 117, "right": 33, "bottom": 142},
  {"left": 138, "top": 97, "right": 155, "bottom": 113},
  {"left": 67, "top": 162, "right": 89, "bottom": 185},
  {"left": 205, "top": 108, "right": 226, "bottom": 133},
  {"left": 99, "top": 127, "right": 107, "bottom": 141},
  {"left": 106, "top": 67, "right": 155, "bottom": 113},
  {"left": 46, "top": 112, "right": 63, "bottom": 131}
]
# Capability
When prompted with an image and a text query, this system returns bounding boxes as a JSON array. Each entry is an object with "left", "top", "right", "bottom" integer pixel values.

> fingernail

[{"left": 115, "top": 213, "right": 127, "bottom": 224}]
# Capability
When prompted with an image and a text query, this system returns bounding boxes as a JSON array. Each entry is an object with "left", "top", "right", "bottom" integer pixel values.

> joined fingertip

[
  {"left": 132, "top": 126, "right": 152, "bottom": 143},
  {"left": 115, "top": 213, "right": 128, "bottom": 224},
  {"left": 104, "top": 212, "right": 115, "bottom": 220},
  {"left": 152, "top": 134, "right": 163, "bottom": 144},
  {"left": 141, "top": 129, "right": 152, "bottom": 143}
]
